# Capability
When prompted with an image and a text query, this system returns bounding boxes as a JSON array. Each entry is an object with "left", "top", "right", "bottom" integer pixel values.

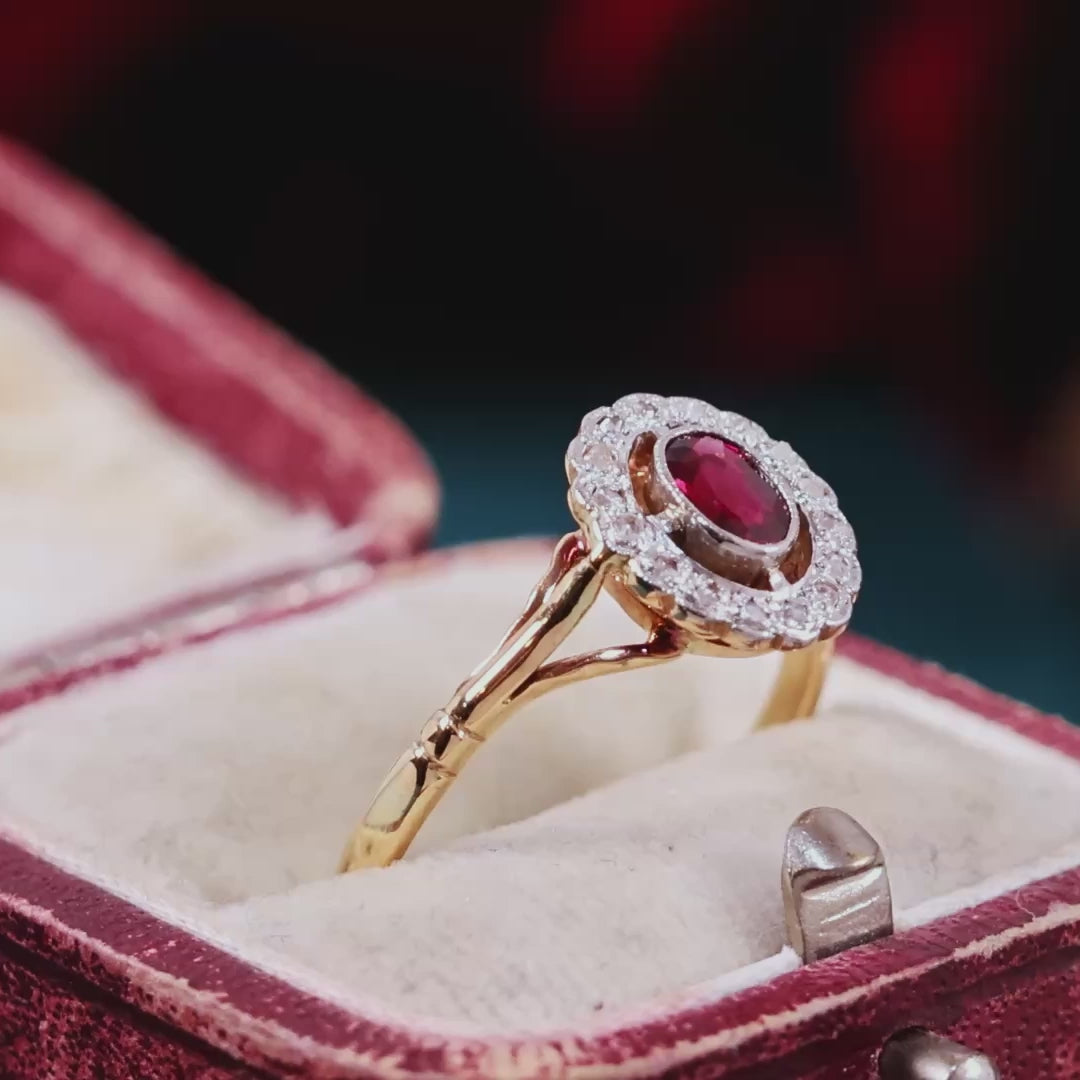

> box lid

[{"left": 0, "top": 136, "right": 438, "bottom": 663}]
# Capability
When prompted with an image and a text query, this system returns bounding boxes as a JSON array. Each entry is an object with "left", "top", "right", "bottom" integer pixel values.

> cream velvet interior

[
  {"left": 2, "top": 544, "right": 1080, "bottom": 1035},
  {"left": 0, "top": 285, "right": 334, "bottom": 655}
]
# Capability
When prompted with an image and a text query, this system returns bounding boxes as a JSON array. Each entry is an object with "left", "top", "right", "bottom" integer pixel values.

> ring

[{"left": 340, "top": 393, "right": 861, "bottom": 871}]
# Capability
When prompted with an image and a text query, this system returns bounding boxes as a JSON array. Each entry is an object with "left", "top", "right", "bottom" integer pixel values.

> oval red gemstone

[{"left": 664, "top": 433, "right": 791, "bottom": 544}]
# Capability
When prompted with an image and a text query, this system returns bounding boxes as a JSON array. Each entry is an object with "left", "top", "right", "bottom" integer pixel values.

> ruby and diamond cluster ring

[
  {"left": 566, "top": 392, "right": 860, "bottom": 652},
  {"left": 341, "top": 393, "right": 861, "bottom": 871}
]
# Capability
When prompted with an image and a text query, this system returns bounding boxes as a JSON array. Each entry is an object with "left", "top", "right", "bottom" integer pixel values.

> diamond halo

[{"left": 566, "top": 394, "right": 859, "bottom": 650}]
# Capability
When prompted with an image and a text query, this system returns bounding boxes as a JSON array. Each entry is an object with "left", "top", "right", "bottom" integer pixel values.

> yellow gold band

[{"left": 339, "top": 531, "right": 834, "bottom": 873}]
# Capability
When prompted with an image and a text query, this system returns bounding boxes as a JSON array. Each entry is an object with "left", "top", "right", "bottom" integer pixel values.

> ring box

[{"left": 1, "top": 139, "right": 1079, "bottom": 1079}]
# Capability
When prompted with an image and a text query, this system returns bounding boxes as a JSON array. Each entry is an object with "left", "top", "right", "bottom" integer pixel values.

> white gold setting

[{"left": 566, "top": 393, "right": 860, "bottom": 649}]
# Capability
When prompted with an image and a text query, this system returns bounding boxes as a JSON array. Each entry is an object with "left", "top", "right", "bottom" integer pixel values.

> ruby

[{"left": 665, "top": 433, "right": 791, "bottom": 544}]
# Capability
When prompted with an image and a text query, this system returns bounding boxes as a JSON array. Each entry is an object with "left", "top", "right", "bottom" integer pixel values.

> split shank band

[{"left": 340, "top": 394, "right": 860, "bottom": 872}]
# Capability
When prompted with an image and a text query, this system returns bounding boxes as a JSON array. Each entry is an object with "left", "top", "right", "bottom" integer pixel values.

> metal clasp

[
  {"left": 880, "top": 1029, "right": 1000, "bottom": 1079},
  {"left": 782, "top": 806, "right": 894, "bottom": 963}
]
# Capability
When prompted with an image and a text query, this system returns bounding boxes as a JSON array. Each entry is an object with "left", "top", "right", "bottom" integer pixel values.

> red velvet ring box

[{"left": 1, "top": 140, "right": 1079, "bottom": 1080}]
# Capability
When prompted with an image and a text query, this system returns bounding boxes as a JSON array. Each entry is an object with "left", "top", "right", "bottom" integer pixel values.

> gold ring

[{"left": 340, "top": 393, "right": 861, "bottom": 871}]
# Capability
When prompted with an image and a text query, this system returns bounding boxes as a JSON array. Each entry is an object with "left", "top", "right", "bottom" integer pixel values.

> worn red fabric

[{"left": 0, "top": 934, "right": 251, "bottom": 1080}]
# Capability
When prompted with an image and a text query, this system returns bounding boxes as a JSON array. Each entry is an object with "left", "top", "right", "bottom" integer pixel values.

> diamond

[
  {"left": 638, "top": 549, "right": 683, "bottom": 590},
  {"left": 607, "top": 512, "right": 649, "bottom": 554},
  {"left": 739, "top": 423, "right": 765, "bottom": 449},
  {"left": 578, "top": 483, "right": 618, "bottom": 516},
  {"left": 682, "top": 576, "right": 734, "bottom": 621},
  {"left": 825, "top": 591, "right": 854, "bottom": 627},
  {"left": 580, "top": 408, "right": 625, "bottom": 443},
  {"left": 665, "top": 433, "right": 791, "bottom": 544},
  {"left": 770, "top": 441, "right": 801, "bottom": 467},
  {"left": 665, "top": 396, "right": 708, "bottom": 425},
  {"left": 838, "top": 525, "right": 857, "bottom": 552},
  {"left": 582, "top": 442, "right": 617, "bottom": 471},
  {"left": 825, "top": 552, "right": 859, "bottom": 589},
  {"left": 580, "top": 407, "right": 611, "bottom": 435},
  {"left": 818, "top": 515, "right": 857, "bottom": 553},
  {"left": 740, "top": 598, "right": 774, "bottom": 636},
  {"left": 811, "top": 507, "right": 849, "bottom": 547},
  {"left": 615, "top": 393, "right": 663, "bottom": 423},
  {"left": 654, "top": 551, "right": 682, "bottom": 577},
  {"left": 810, "top": 579, "right": 841, "bottom": 614},
  {"left": 566, "top": 436, "right": 589, "bottom": 473},
  {"left": 785, "top": 599, "right": 816, "bottom": 631},
  {"left": 800, "top": 474, "right": 832, "bottom": 500},
  {"left": 568, "top": 437, "right": 617, "bottom": 475}
]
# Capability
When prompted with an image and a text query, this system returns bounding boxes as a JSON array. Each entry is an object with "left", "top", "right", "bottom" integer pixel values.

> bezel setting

[
  {"left": 566, "top": 394, "right": 860, "bottom": 651},
  {"left": 651, "top": 425, "right": 801, "bottom": 559}
]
